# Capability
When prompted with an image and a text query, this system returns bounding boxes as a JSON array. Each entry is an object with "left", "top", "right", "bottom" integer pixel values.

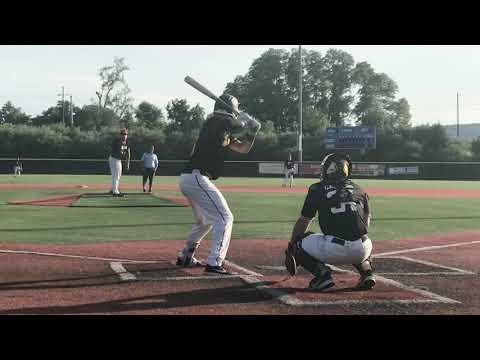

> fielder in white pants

[
  {"left": 179, "top": 170, "right": 233, "bottom": 267},
  {"left": 109, "top": 128, "right": 130, "bottom": 196},
  {"left": 109, "top": 155, "right": 122, "bottom": 195}
]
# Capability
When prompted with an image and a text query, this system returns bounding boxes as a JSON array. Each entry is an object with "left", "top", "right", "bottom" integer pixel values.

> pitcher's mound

[{"left": 8, "top": 194, "right": 81, "bottom": 207}]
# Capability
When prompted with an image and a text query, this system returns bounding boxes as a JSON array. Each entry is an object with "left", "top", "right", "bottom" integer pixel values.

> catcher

[{"left": 284, "top": 153, "right": 375, "bottom": 291}]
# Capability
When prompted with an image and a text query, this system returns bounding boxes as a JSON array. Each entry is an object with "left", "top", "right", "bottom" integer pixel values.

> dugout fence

[{"left": 1, "top": 158, "right": 480, "bottom": 180}]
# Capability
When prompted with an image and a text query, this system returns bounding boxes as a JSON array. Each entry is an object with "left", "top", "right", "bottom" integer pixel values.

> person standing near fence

[
  {"left": 108, "top": 128, "right": 130, "bottom": 197},
  {"left": 141, "top": 145, "right": 159, "bottom": 193},
  {"left": 13, "top": 156, "right": 23, "bottom": 176},
  {"left": 283, "top": 153, "right": 295, "bottom": 188}
]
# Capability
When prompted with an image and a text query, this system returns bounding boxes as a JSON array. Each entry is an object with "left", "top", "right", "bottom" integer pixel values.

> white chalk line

[
  {"left": 223, "top": 260, "right": 263, "bottom": 277},
  {"left": 375, "top": 240, "right": 480, "bottom": 257},
  {"left": 255, "top": 265, "right": 474, "bottom": 276},
  {"left": 0, "top": 249, "right": 160, "bottom": 264},
  {"left": 110, "top": 262, "right": 137, "bottom": 281},
  {"left": 142, "top": 275, "right": 250, "bottom": 281},
  {"left": 249, "top": 263, "right": 459, "bottom": 306},
  {"left": 387, "top": 256, "right": 475, "bottom": 275}
]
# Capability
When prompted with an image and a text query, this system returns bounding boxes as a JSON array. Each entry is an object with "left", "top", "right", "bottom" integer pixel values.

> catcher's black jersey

[
  {"left": 111, "top": 138, "right": 129, "bottom": 160},
  {"left": 184, "top": 113, "right": 238, "bottom": 180},
  {"left": 284, "top": 160, "right": 295, "bottom": 170},
  {"left": 301, "top": 179, "right": 370, "bottom": 241}
]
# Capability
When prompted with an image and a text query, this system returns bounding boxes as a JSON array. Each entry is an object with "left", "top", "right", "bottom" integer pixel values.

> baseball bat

[{"left": 184, "top": 76, "right": 240, "bottom": 116}]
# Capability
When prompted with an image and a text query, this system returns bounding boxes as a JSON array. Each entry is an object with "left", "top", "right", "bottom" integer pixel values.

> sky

[{"left": 0, "top": 45, "right": 479, "bottom": 126}]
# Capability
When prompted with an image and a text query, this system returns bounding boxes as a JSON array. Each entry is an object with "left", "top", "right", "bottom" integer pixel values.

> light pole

[
  {"left": 68, "top": 94, "right": 75, "bottom": 126},
  {"left": 57, "top": 86, "right": 65, "bottom": 124},
  {"left": 298, "top": 45, "right": 303, "bottom": 163},
  {"left": 457, "top": 92, "right": 460, "bottom": 137}
]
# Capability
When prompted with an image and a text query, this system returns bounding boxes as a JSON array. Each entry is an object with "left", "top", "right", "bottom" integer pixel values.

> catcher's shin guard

[
  {"left": 353, "top": 256, "right": 374, "bottom": 276},
  {"left": 294, "top": 234, "right": 332, "bottom": 278}
]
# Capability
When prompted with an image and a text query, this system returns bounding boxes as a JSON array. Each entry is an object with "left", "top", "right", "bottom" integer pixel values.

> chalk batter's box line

[{"left": 112, "top": 260, "right": 461, "bottom": 306}]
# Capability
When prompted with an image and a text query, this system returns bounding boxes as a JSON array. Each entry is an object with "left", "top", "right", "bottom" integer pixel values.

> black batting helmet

[
  {"left": 214, "top": 94, "right": 239, "bottom": 116},
  {"left": 321, "top": 153, "right": 353, "bottom": 183}
]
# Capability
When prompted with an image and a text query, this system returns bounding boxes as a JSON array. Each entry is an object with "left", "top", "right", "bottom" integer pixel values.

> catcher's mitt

[{"left": 284, "top": 242, "right": 298, "bottom": 276}]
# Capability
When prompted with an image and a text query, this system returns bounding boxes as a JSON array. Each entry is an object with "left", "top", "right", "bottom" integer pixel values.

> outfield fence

[{"left": 1, "top": 158, "right": 480, "bottom": 180}]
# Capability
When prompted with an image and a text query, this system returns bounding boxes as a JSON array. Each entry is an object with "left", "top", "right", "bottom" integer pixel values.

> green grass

[{"left": 0, "top": 175, "right": 479, "bottom": 244}]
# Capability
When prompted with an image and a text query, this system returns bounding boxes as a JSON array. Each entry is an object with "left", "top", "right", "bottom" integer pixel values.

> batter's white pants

[
  {"left": 109, "top": 156, "right": 122, "bottom": 194},
  {"left": 300, "top": 233, "right": 373, "bottom": 265},
  {"left": 179, "top": 170, "right": 234, "bottom": 267}
]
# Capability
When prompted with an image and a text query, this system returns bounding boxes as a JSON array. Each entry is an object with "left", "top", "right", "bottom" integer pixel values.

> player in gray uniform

[
  {"left": 177, "top": 94, "right": 261, "bottom": 275},
  {"left": 283, "top": 153, "right": 295, "bottom": 188},
  {"left": 109, "top": 128, "right": 130, "bottom": 197}
]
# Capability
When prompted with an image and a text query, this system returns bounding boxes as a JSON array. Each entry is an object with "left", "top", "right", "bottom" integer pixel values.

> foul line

[
  {"left": 388, "top": 256, "right": 475, "bottom": 275},
  {"left": 0, "top": 249, "right": 160, "bottom": 264},
  {"left": 375, "top": 240, "right": 480, "bottom": 257}
]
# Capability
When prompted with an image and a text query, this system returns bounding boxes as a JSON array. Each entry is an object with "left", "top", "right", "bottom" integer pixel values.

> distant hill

[{"left": 443, "top": 123, "right": 480, "bottom": 140}]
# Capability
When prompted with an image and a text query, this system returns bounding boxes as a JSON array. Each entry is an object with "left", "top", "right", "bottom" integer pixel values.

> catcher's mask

[
  {"left": 214, "top": 94, "right": 239, "bottom": 117},
  {"left": 321, "top": 153, "right": 352, "bottom": 183}
]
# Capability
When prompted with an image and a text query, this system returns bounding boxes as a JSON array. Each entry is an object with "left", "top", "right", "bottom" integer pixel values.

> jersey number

[{"left": 331, "top": 201, "right": 357, "bottom": 214}]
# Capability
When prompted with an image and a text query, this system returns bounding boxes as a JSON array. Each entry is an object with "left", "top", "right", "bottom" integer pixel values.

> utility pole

[
  {"left": 70, "top": 94, "right": 74, "bottom": 126},
  {"left": 457, "top": 92, "right": 460, "bottom": 137},
  {"left": 57, "top": 86, "right": 65, "bottom": 124},
  {"left": 298, "top": 45, "right": 303, "bottom": 163}
]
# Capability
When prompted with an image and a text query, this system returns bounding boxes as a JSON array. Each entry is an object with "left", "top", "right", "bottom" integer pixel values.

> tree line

[{"left": 1, "top": 49, "right": 479, "bottom": 162}]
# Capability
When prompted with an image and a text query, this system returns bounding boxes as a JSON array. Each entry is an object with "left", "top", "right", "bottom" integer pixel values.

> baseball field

[{"left": 1, "top": 174, "right": 479, "bottom": 315}]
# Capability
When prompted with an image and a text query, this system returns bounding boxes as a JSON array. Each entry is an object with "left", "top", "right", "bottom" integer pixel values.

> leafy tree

[
  {"left": 75, "top": 104, "right": 118, "bottom": 130},
  {"left": 471, "top": 137, "right": 480, "bottom": 160},
  {"left": 225, "top": 48, "right": 291, "bottom": 131},
  {"left": 387, "top": 98, "right": 412, "bottom": 129},
  {"left": 31, "top": 101, "right": 81, "bottom": 127},
  {"left": 0, "top": 101, "right": 30, "bottom": 125},
  {"left": 322, "top": 49, "right": 355, "bottom": 127},
  {"left": 95, "top": 57, "right": 132, "bottom": 125},
  {"left": 165, "top": 99, "right": 205, "bottom": 136},
  {"left": 136, "top": 101, "right": 165, "bottom": 129},
  {"left": 352, "top": 61, "right": 408, "bottom": 129}
]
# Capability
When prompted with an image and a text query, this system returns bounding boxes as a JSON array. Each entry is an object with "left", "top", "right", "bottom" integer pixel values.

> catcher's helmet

[
  {"left": 214, "top": 94, "right": 239, "bottom": 116},
  {"left": 321, "top": 153, "right": 352, "bottom": 183}
]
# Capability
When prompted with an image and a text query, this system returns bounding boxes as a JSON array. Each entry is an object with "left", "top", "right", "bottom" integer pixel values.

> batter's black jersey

[
  {"left": 110, "top": 138, "right": 129, "bottom": 160},
  {"left": 284, "top": 160, "right": 295, "bottom": 170},
  {"left": 184, "top": 113, "right": 238, "bottom": 180},
  {"left": 301, "top": 179, "right": 370, "bottom": 241}
]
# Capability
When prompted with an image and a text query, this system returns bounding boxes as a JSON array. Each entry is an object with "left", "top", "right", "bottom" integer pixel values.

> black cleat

[
  {"left": 204, "top": 265, "right": 232, "bottom": 275},
  {"left": 176, "top": 256, "right": 203, "bottom": 267},
  {"left": 355, "top": 272, "right": 376, "bottom": 291},
  {"left": 308, "top": 272, "right": 335, "bottom": 291},
  {"left": 113, "top": 193, "right": 124, "bottom": 197}
]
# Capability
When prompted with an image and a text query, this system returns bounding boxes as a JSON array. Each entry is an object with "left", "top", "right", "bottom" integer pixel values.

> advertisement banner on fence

[
  {"left": 352, "top": 164, "right": 385, "bottom": 177},
  {"left": 388, "top": 166, "right": 419, "bottom": 175},
  {"left": 259, "top": 162, "right": 298, "bottom": 175},
  {"left": 298, "top": 163, "right": 323, "bottom": 176}
]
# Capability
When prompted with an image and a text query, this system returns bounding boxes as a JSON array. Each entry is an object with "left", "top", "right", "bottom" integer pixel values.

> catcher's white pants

[
  {"left": 301, "top": 233, "right": 372, "bottom": 265},
  {"left": 179, "top": 170, "right": 233, "bottom": 267},
  {"left": 109, "top": 156, "right": 122, "bottom": 194}
]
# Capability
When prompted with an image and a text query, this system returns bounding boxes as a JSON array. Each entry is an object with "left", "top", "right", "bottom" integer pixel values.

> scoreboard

[{"left": 325, "top": 126, "right": 376, "bottom": 150}]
